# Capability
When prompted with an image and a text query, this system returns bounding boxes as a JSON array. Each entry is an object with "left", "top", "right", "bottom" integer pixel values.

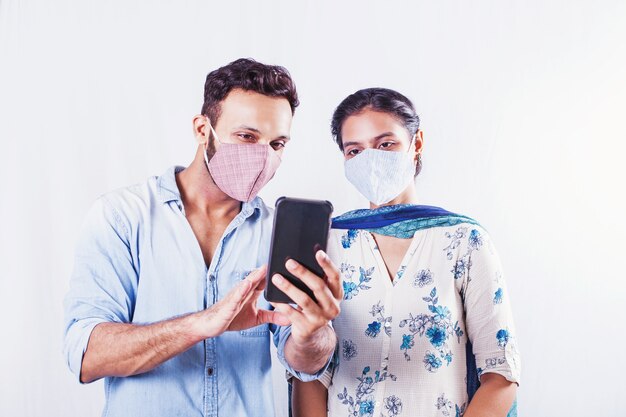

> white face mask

[{"left": 344, "top": 137, "right": 417, "bottom": 205}]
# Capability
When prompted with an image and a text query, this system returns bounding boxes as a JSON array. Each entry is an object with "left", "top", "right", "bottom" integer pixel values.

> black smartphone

[{"left": 264, "top": 197, "right": 334, "bottom": 304}]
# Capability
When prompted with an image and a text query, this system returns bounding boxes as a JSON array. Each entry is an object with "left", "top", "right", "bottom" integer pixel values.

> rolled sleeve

[
  {"left": 463, "top": 227, "right": 521, "bottom": 385},
  {"left": 272, "top": 324, "right": 333, "bottom": 382},
  {"left": 62, "top": 197, "right": 138, "bottom": 382}
]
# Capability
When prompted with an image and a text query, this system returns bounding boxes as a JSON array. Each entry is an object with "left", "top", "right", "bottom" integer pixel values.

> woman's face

[{"left": 340, "top": 108, "right": 421, "bottom": 160}]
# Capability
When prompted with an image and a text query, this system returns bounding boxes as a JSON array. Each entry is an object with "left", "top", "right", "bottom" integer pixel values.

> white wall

[{"left": 1, "top": 1, "right": 625, "bottom": 416}]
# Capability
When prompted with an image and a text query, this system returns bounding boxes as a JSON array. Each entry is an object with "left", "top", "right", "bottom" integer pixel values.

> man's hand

[
  {"left": 270, "top": 250, "right": 343, "bottom": 374},
  {"left": 80, "top": 265, "right": 290, "bottom": 383},
  {"left": 271, "top": 250, "right": 343, "bottom": 341},
  {"left": 193, "top": 265, "right": 291, "bottom": 338}
]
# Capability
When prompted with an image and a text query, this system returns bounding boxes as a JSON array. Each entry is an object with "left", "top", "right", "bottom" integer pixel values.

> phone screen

[{"left": 264, "top": 197, "right": 333, "bottom": 304}]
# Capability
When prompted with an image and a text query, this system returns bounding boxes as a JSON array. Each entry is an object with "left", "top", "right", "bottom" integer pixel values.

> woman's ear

[{"left": 413, "top": 129, "right": 424, "bottom": 160}]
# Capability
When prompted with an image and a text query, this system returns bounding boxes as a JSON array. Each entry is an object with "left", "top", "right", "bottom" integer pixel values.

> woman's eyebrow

[
  {"left": 344, "top": 132, "right": 395, "bottom": 148},
  {"left": 373, "top": 132, "right": 395, "bottom": 141}
]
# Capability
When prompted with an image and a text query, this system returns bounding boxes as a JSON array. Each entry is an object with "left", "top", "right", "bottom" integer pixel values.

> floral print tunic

[{"left": 322, "top": 223, "right": 521, "bottom": 417}]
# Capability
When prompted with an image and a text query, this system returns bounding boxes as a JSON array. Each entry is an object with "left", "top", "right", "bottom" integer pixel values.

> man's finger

[
  {"left": 246, "top": 265, "right": 267, "bottom": 287},
  {"left": 237, "top": 266, "right": 267, "bottom": 303},
  {"left": 285, "top": 258, "right": 337, "bottom": 315},
  {"left": 257, "top": 309, "right": 291, "bottom": 326},
  {"left": 219, "top": 278, "right": 254, "bottom": 319},
  {"left": 270, "top": 301, "right": 303, "bottom": 322},
  {"left": 315, "top": 250, "right": 343, "bottom": 300},
  {"left": 271, "top": 274, "right": 323, "bottom": 316}
]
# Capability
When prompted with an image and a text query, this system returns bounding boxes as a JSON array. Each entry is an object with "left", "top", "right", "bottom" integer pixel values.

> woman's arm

[
  {"left": 464, "top": 373, "right": 517, "bottom": 417},
  {"left": 292, "top": 379, "right": 328, "bottom": 417}
]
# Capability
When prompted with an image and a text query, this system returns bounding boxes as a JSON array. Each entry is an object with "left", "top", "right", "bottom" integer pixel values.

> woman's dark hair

[
  {"left": 201, "top": 58, "right": 299, "bottom": 126},
  {"left": 331, "top": 87, "right": 422, "bottom": 176}
]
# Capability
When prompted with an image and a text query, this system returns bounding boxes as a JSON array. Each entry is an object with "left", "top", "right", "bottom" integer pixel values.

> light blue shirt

[{"left": 63, "top": 166, "right": 324, "bottom": 417}]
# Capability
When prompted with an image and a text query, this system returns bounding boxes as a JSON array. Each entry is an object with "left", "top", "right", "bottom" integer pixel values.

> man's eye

[
  {"left": 238, "top": 133, "right": 255, "bottom": 141},
  {"left": 271, "top": 141, "right": 286, "bottom": 149},
  {"left": 347, "top": 149, "right": 361, "bottom": 156},
  {"left": 379, "top": 142, "right": 394, "bottom": 149}
]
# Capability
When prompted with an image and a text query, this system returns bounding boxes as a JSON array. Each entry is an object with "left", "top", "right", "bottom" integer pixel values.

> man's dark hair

[
  {"left": 331, "top": 87, "right": 422, "bottom": 176},
  {"left": 201, "top": 58, "right": 299, "bottom": 126}
]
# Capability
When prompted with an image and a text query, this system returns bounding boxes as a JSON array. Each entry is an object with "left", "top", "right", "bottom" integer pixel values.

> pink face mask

[{"left": 203, "top": 124, "right": 282, "bottom": 202}]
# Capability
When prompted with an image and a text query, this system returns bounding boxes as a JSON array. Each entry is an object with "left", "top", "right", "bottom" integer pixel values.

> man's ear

[{"left": 192, "top": 114, "right": 209, "bottom": 146}]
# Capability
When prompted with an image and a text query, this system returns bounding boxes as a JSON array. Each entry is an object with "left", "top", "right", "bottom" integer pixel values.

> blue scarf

[{"left": 332, "top": 204, "right": 480, "bottom": 238}]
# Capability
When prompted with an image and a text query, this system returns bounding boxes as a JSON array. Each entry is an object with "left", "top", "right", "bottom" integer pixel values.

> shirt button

[
  {"left": 207, "top": 367, "right": 214, "bottom": 376},
  {"left": 209, "top": 274, "right": 216, "bottom": 282}
]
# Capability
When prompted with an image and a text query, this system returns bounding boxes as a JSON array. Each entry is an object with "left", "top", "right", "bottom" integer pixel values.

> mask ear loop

[
  {"left": 408, "top": 133, "right": 422, "bottom": 170},
  {"left": 406, "top": 133, "right": 416, "bottom": 153},
  {"left": 203, "top": 117, "right": 220, "bottom": 168}
]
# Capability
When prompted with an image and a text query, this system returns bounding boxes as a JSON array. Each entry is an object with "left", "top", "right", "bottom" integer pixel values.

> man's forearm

[
  {"left": 284, "top": 325, "right": 336, "bottom": 375},
  {"left": 80, "top": 312, "right": 205, "bottom": 383},
  {"left": 464, "top": 373, "right": 517, "bottom": 417}
]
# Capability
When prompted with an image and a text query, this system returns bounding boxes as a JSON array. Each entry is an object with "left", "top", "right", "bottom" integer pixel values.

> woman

[{"left": 292, "top": 88, "right": 520, "bottom": 417}]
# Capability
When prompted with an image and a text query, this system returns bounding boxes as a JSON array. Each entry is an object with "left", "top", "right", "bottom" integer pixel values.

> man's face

[{"left": 209, "top": 88, "right": 293, "bottom": 157}]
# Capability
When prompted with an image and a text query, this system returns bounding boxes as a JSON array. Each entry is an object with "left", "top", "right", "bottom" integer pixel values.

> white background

[{"left": 1, "top": 1, "right": 625, "bottom": 416}]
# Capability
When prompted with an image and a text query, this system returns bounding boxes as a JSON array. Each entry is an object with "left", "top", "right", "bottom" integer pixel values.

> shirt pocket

[
  {"left": 236, "top": 268, "right": 271, "bottom": 337},
  {"left": 240, "top": 323, "right": 270, "bottom": 337}
]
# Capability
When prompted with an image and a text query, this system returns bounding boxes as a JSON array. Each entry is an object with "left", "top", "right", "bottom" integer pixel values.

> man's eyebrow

[
  {"left": 235, "top": 125, "right": 290, "bottom": 141},
  {"left": 235, "top": 125, "right": 262, "bottom": 133}
]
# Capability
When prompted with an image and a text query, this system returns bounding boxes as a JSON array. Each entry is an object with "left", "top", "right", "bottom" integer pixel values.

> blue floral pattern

[
  {"left": 398, "top": 287, "right": 463, "bottom": 369},
  {"left": 395, "top": 265, "right": 407, "bottom": 281},
  {"left": 343, "top": 339, "right": 358, "bottom": 361},
  {"left": 326, "top": 222, "right": 520, "bottom": 417},
  {"left": 365, "top": 321, "right": 382, "bottom": 338},
  {"left": 337, "top": 365, "right": 398, "bottom": 417},
  {"left": 493, "top": 288, "right": 503, "bottom": 304},
  {"left": 363, "top": 301, "right": 392, "bottom": 339},
  {"left": 343, "top": 266, "right": 375, "bottom": 300},
  {"left": 436, "top": 394, "right": 467, "bottom": 417},
  {"left": 496, "top": 329, "right": 510, "bottom": 348},
  {"left": 413, "top": 269, "right": 434, "bottom": 288},
  {"left": 384, "top": 395, "right": 403, "bottom": 416},
  {"left": 443, "top": 227, "right": 468, "bottom": 260},
  {"left": 342, "top": 229, "right": 359, "bottom": 249},
  {"left": 444, "top": 227, "right": 485, "bottom": 285}
]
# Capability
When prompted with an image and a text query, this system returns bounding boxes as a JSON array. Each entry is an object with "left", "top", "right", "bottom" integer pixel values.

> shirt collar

[
  {"left": 156, "top": 165, "right": 265, "bottom": 218},
  {"left": 157, "top": 165, "right": 185, "bottom": 204}
]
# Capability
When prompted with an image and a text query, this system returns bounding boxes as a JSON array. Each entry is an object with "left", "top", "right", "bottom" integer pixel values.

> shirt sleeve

[
  {"left": 461, "top": 226, "right": 521, "bottom": 384},
  {"left": 62, "top": 196, "right": 139, "bottom": 382},
  {"left": 272, "top": 324, "right": 333, "bottom": 382}
]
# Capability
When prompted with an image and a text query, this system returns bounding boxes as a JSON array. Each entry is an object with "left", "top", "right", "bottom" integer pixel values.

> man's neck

[{"left": 176, "top": 156, "right": 242, "bottom": 219}]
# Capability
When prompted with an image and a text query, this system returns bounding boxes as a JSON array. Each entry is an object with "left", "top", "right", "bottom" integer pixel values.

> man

[{"left": 63, "top": 58, "right": 342, "bottom": 417}]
